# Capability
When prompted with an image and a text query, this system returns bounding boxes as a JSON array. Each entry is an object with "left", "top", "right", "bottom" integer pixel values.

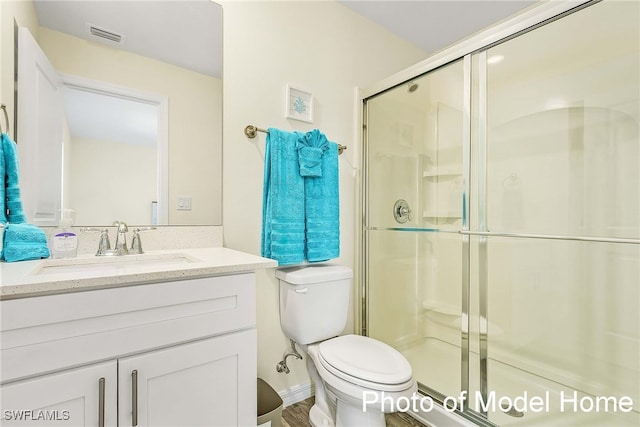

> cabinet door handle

[
  {"left": 98, "top": 377, "right": 105, "bottom": 427},
  {"left": 132, "top": 370, "right": 138, "bottom": 426}
]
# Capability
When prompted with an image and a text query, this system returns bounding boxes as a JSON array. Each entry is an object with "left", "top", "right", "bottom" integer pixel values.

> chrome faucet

[
  {"left": 113, "top": 221, "right": 129, "bottom": 256},
  {"left": 85, "top": 222, "right": 155, "bottom": 256}
]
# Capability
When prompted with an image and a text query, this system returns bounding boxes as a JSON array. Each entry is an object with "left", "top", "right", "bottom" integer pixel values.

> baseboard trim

[{"left": 279, "top": 382, "right": 315, "bottom": 408}]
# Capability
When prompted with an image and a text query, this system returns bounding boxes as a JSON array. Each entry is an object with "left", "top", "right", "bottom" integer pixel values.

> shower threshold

[{"left": 399, "top": 338, "right": 639, "bottom": 426}]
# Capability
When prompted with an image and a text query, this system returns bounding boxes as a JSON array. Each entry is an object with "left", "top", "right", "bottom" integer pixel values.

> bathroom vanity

[{"left": 0, "top": 247, "right": 277, "bottom": 427}]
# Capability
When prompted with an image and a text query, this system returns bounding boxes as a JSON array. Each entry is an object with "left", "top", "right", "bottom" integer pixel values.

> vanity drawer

[{"left": 0, "top": 273, "right": 256, "bottom": 383}]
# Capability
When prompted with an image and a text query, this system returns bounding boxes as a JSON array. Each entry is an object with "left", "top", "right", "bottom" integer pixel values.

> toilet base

[
  {"left": 309, "top": 403, "right": 334, "bottom": 427},
  {"left": 308, "top": 399, "right": 387, "bottom": 427},
  {"left": 335, "top": 399, "right": 386, "bottom": 427}
]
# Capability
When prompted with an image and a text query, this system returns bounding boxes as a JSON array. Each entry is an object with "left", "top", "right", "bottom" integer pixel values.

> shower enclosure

[{"left": 361, "top": 1, "right": 639, "bottom": 425}]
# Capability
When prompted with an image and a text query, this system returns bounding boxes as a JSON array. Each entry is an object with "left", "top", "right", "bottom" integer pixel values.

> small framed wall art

[{"left": 286, "top": 85, "right": 314, "bottom": 123}]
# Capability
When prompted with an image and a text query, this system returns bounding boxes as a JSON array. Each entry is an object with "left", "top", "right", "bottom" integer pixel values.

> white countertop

[{"left": 0, "top": 248, "right": 277, "bottom": 300}]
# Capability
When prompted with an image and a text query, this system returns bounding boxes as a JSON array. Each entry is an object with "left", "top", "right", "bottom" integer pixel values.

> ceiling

[
  {"left": 34, "top": 0, "right": 223, "bottom": 78},
  {"left": 339, "top": 0, "right": 538, "bottom": 54},
  {"left": 34, "top": 1, "right": 539, "bottom": 82}
]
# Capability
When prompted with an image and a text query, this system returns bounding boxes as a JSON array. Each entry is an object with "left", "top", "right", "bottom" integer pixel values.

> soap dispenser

[{"left": 50, "top": 209, "right": 79, "bottom": 259}]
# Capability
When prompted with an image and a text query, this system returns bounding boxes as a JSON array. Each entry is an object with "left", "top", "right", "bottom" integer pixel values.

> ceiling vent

[{"left": 86, "top": 23, "right": 125, "bottom": 46}]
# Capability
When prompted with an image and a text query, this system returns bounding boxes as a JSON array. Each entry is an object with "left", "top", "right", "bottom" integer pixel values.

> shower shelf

[
  {"left": 422, "top": 169, "right": 462, "bottom": 178},
  {"left": 422, "top": 300, "right": 459, "bottom": 316},
  {"left": 422, "top": 211, "right": 462, "bottom": 219},
  {"left": 422, "top": 301, "right": 461, "bottom": 328}
]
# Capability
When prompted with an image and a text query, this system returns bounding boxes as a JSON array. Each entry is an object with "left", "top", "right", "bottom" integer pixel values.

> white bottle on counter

[{"left": 50, "top": 209, "right": 78, "bottom": 259}]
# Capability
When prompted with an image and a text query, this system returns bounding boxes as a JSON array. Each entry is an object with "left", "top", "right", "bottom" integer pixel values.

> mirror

[
  {"left": 12, "top": 0, "right": 222, "bottom": 226},
  {"left": 60, "top": 75, "right": 168, "bottom": 226}
]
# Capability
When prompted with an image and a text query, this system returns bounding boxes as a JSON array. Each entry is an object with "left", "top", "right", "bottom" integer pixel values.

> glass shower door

[
  {"left": 363, "top": 2, "right": 639, "bottom": 426},
  {"left": 471, "top": 1, "right": 640, "bottom": 425},
  {"left": 364, "top": 59, "right": 466, "bottom": 401}
]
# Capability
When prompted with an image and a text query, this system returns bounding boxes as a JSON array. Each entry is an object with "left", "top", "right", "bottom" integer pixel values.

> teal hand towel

[
  {"left": 2, "top": 223, "right": 50, "bottom": 262},
  {"left": 2, "top": 132, "right": 26, "bottom": 223},
  {"left": 261, "top": 128, "right": 306, "bottom": 265},
  {"left": 304, "top": 132, "right": 340, "bottom": 262},
  {"left": 297, "top": 129, "right": 329, "bottom": 177}
]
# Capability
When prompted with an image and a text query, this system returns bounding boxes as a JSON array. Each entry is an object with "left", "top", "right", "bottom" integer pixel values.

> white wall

[{"left": 220, "top": 0, "right": 427, "bottom": 398}]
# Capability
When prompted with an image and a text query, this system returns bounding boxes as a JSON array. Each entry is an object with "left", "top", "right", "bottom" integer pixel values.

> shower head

[{"left": 408, "top": 81, "right": 419, "bottom": 93}]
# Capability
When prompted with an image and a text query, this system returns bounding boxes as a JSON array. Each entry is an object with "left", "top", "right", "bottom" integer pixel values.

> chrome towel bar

[{"left": 244, "top": 124, "right": 346, "bottom": 155}]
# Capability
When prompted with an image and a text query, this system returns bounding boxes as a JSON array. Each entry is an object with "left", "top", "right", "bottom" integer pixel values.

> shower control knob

[{"left": 393, "top": 199, "right": 412, "bottom": 223}]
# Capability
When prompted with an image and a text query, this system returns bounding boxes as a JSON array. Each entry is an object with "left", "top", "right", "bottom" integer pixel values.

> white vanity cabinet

[
  {"left": 1, "top": 361, "right": 118, "bottom": 426},
  {"left": 118, "top": 330, "right": 254, "bottom": 427},
  {"left": 0, "top": 273, "right": 258, "bottom": 427}
]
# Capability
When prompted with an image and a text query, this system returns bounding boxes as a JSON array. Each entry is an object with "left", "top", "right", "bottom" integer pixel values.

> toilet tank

[{"left": 277, "top": 265, "right": 352, "bottom": 345}]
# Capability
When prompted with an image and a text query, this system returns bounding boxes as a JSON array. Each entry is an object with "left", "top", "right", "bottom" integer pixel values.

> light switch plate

[{"left": 177, "top": 196, "right": 192, "bottom": 211}]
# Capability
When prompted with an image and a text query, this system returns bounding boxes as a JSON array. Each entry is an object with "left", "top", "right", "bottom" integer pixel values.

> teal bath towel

[
  {"left": 302, "top": 131, "right": 340, "bottom": 262},
  {"left": 261, "top": 128, "right": 306, "bottom": 265},
  {"left": 2, "top": 132, "right": 26, "bottom": 223},
  {"left": 2, "top": 223, "right": 50, "bottom": 262},
  {"left": 0, "top": 133, "right": 6, "bottom": 224}
]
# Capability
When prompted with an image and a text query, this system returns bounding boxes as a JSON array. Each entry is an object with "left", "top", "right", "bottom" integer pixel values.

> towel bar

[
  {"left": 244, "top": 125, "right": 346, "bottom": 155},
  {"left": 1, "top": 104, "right": 9, "bottom": 137}
]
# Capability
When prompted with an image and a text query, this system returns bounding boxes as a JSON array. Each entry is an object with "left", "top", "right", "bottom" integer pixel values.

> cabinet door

[
  {"left": 0, "top": 361, "right": 117, "bottom": 427},
  {"left": 118, "top": 329, "right": 256, "bottom": 427}
]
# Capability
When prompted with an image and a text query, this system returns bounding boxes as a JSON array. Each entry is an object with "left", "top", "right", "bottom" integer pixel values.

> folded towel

[
  {"left": 2, "top": 223, "right": 50, "bottom": 262},
  {"left": 304, "top": 131, "right": 340, "bottom": 262},
  {"left": 297, "top": 129, "right": 329, "bottom": 177},
  {"left": 2, "top": 132, "right": 26, "bottom": 223},
  {"left": 261, "top": 128, "right": 306, "bottom": 265},
  {"left": 0, "top": 133, "right": 6, "bottom": 223}
]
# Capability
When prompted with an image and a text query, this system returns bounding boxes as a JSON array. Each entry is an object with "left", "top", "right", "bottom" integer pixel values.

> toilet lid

[{"left": 318, "top": 335, "right": 412, "bottom": 385}]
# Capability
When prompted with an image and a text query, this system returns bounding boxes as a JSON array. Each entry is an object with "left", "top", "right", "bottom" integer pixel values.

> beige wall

[
  {"left": 220, "top": 0, "right": 427, "bottom": 398},
  {"left": 37, "top": 27, "right": 222, "bottom": 225},
  {"left": 0, "top": 1, "right": 39, "bottom": 133},
  {"left": 68, "top": 136, "right": 157, "bottom": 225}
]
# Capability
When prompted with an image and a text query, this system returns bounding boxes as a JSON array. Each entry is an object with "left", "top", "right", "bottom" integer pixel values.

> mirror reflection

[
  {"left": 16, "top": 0, "right": 223, "bottom": 226},
  {"left": 61, "top": 79, "right": 164, "bottom": 225}
]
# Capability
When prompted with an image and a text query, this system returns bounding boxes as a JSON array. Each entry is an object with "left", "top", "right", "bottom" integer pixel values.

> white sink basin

[{"left": 32, "top": 253, "right": 200, "bottom": 276}]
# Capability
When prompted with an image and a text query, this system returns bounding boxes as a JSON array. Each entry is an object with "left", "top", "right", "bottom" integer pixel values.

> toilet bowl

[
  {"left": 307, "top": 335, "right": 417, "bottom": 426},
  {"left": 277, "top": 265, "right": 417, "bottom": 427}
]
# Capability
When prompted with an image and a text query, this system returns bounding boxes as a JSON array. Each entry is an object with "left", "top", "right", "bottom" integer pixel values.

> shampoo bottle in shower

[{"left": 50, "top": 209, "right": 79, "bottom": 258}]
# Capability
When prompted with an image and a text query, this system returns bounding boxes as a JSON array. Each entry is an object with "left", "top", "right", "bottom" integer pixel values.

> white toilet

[{"left": 277, "top": 264, "right": 417, "bottom": 427}]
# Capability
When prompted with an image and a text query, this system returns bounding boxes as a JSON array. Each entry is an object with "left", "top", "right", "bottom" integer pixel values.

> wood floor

[{"left": 281, "top": 397, "right": 428, "bottom": 427}]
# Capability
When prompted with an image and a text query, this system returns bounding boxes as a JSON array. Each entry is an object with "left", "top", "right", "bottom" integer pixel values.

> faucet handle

[
  {"left": 81, "top": 227, "right": 112, "bottom": 256},
  {"left": 130, "top": 227, "right": 157, "bottom": 254},
  {"left": 96, "top": 229, "right": 112, "bottom": 256}
]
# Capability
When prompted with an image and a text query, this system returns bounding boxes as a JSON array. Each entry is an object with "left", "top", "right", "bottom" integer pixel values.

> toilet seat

[{"left": 318, "top": 335, "right": 413, "bottom": 392}]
